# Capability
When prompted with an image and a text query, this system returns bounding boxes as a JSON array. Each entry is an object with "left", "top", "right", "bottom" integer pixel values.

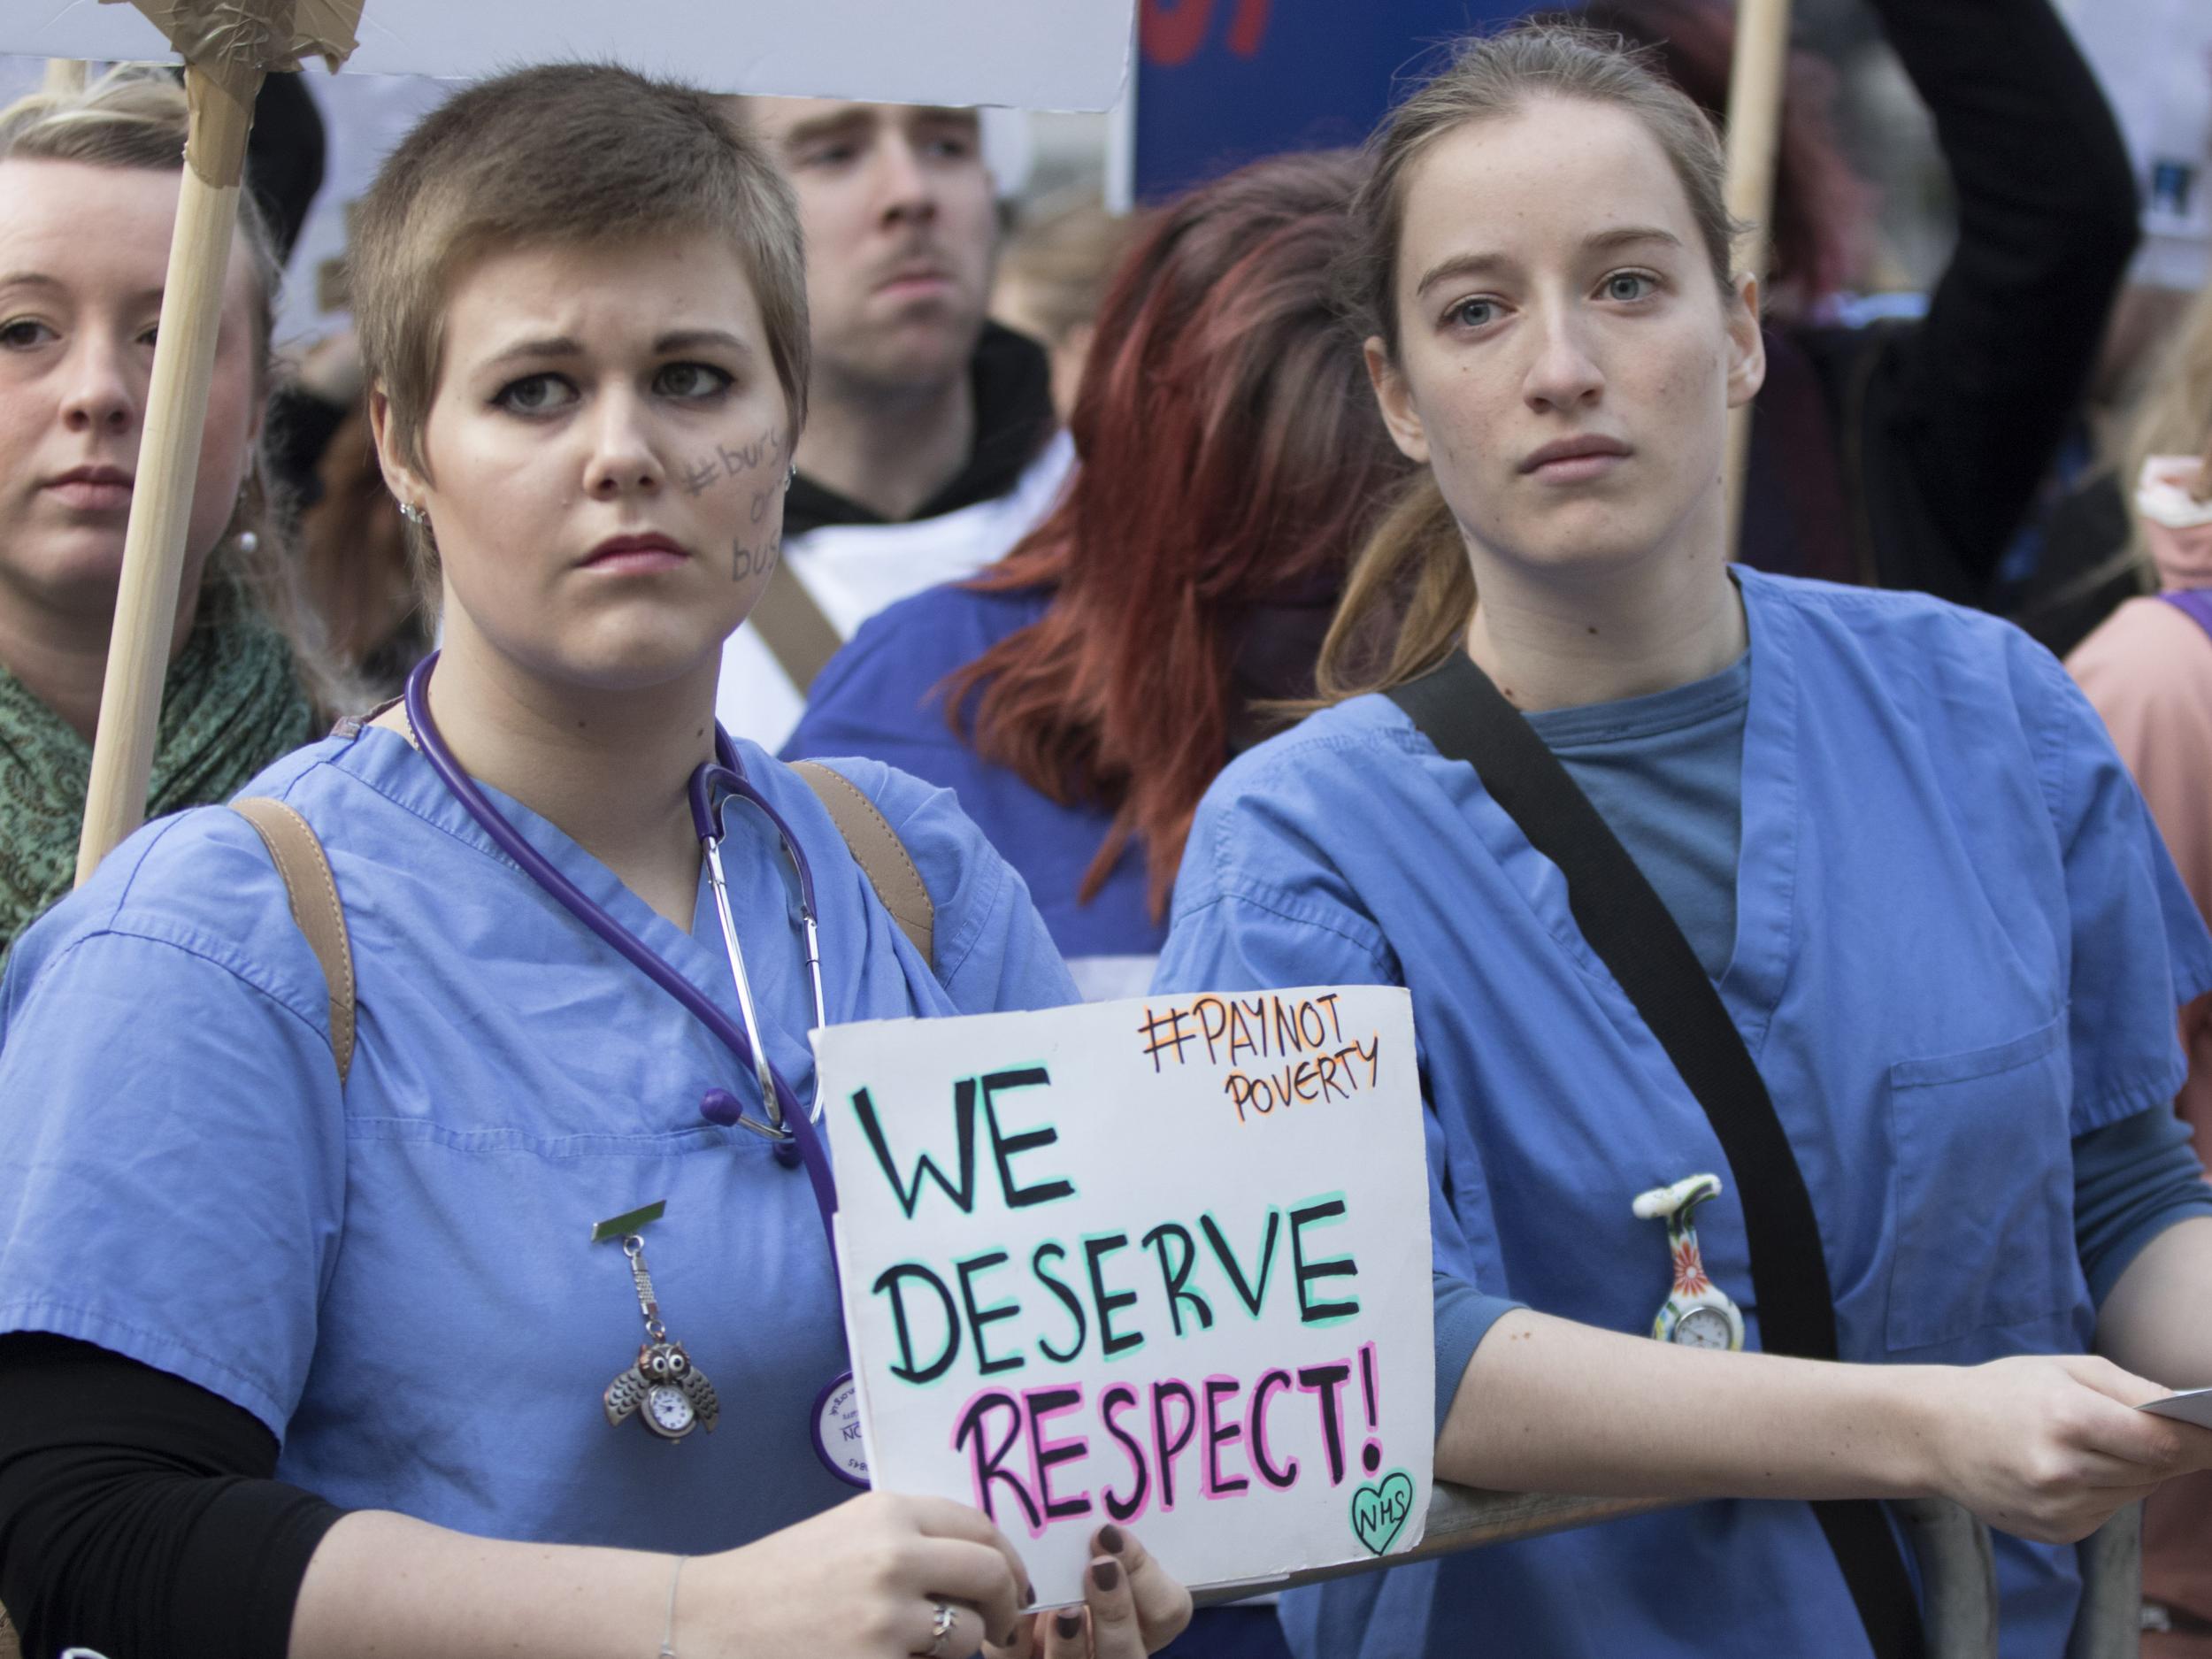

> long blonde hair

[
  {"left": 1314, "top": 23, "right": 1741, "bottom": 702},
  {"left": 2118, "top": 280, "right": 2212, "bottom": 549},
  {"left": 1, "top": 69, "right": 361, "bottom": 716}
]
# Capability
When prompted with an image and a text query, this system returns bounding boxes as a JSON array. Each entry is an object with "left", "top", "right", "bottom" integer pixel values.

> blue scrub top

[
  {"left": 0, "top": 725, "right": 1076, "bottom": 1554},
  {"left": 787, "top": 583, "right": 1166, "bottom": 998},
  {"left": 1153, "top": 567, "right": 2212, "bottom": 1659}
]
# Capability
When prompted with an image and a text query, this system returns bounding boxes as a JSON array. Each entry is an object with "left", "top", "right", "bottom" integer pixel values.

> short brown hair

[
  {"left": 1318, "top": 22, "right": 1742, "bottom": 702},
  {"left": 353, "top": 63, "right": 810, "bottom": 488}
]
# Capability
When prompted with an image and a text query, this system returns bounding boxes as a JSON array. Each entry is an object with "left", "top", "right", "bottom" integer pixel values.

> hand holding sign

[{"left": 818, "top": 986, "right": 1435, "bottom": 1606}]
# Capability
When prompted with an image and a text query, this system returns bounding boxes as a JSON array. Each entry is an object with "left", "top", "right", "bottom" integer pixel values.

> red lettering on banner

[
  {"left": 1141, "top": 0, "right": 1272, "bottom": 66},
  {"left": 1226, "top": 0, "right": 1271, "bottom": 56},
  {"left": 1141, "top": 0, "right": 1213, "bottom": 66}
]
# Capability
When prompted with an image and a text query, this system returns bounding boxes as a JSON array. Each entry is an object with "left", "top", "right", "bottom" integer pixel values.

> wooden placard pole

[
  {"left": 42, "top": 58, "right": 88, "bottom": 94},
  {"left": 73, "top": 65, "right": 261, "bottom": 883},
  {"left": 1721, "top": 0, "right": 1793, "bottom": 552}
]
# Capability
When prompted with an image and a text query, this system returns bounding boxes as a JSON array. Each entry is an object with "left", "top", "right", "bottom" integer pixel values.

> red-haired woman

[
  {"left": 786, "top": 150, "right": 1410, "bottom": 1007},
  {"left": 785, "top": 155, "right": 1402, "bottom": 1657}
]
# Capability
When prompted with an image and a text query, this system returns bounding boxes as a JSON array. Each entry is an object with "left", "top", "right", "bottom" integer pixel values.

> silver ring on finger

[{"left": 923, "top": 1597, "right": 959, "bottom": 1656}]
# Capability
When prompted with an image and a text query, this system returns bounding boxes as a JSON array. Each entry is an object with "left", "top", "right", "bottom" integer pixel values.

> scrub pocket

[{"left": 1886, "top": 1016, "right": 2075, "bottom": 1354}]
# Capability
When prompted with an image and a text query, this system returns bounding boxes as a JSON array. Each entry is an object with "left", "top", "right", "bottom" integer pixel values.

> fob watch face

[
  {"left": 1671, "top": 1305, "right": 1734, "bottom": 1349},
  {"left": 647, "top": 1384, "right": 697, "bottom": 1436}
]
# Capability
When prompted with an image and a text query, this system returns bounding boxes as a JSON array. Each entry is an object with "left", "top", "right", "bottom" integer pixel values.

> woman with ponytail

[{"left": 1154, "top": 23, "right": 2212, "bottom": 1659}]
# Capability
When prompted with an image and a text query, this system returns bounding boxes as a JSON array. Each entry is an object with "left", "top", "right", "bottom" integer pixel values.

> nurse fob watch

[
  {"left": 1632, "top": 1173, "right": 1745, "bottom": 1351},
  {"left": 594, "top": 1209, "right": 720, "bottom": 1443}
]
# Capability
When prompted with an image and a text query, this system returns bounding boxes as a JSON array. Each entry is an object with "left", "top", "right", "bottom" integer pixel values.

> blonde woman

[
  {"left": 1154, "top": 25, "right": 2212, "bottom": 1659},
  {"left": 0, "top": 73, "right": 342, "bottom": 960},
  {"left": 2067, "top": 274, "right": 2212, "bottom": 1656},
  {"left": 0, "top": 65, "right": 1188, "bottom": 1659}
]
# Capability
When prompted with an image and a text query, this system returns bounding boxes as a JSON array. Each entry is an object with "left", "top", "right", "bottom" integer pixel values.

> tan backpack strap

[
  {"left": 749, "top": 562, "right": 845, "bottom": 695},
  {"left": 231, "top": 798, "right": 356, "bottom": 1085},
  {"left": 790, "top": 761, "right": 934, "bottom": 965}
]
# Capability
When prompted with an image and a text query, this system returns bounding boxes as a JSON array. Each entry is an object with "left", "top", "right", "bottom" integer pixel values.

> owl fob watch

[
  {"left": 1632, "top": 1172, "right": 1746, "bottom": 1351},
  {"left": 603, "top": 1232, "right": 721, "bottom": 1441}
]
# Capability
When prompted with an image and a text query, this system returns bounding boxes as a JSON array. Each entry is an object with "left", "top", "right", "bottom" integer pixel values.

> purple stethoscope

[
  {"left": 404, "top": 653, "right": 870, "bottom": 1485},
  {"left": 402, "top": 654, "right": 839, "bottom": 1226}
]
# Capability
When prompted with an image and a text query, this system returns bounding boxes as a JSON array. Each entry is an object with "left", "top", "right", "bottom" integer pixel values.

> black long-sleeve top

[
  {"left": 1740, "top": 0, "right": 2140, "bottom": 605},
  {"left": 0, "top": 1334, "right": 342, "bottom": 1659}
]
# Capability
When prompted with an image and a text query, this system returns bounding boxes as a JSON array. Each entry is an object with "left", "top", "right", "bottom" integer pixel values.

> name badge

[{"left": 813, "top": 1371, "right": 870, "bottom": 1487}]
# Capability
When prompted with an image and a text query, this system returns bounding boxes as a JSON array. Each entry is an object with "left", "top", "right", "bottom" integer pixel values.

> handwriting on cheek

[
  {"left": 733, "top": 535, "right": 781, "bottom": 583},
  {"left": 682, "top": 426, "right": 789, "bottom": 497}
]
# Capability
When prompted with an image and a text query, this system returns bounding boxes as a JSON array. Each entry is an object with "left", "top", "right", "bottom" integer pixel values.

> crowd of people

[{"left": 1, "top": 2, "right": 2211, "bottom": 1656}]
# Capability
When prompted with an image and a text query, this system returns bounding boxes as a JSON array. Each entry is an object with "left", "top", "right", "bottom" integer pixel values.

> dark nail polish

[
  {"left": 1056, "top": 1611, "right": 1084, "bottom": 1640},
  {"left": 1098, "top": 1524, "right": 1125, "bottom": 1555},
  {"left": 1091, "top": 1559, "right": 1121, "bottom": 1593},
  {"left": 1024, "top": 1582, "right": 1037, "bottom": 1606}
]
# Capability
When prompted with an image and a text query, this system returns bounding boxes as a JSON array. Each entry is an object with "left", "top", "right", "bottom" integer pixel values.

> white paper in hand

[
  {"left": 2142, "top": 1388, "right": 2212, "bottom": 1430},
  {"left": 816, "top": 986, "right": 1436, "bottom": 1605}
]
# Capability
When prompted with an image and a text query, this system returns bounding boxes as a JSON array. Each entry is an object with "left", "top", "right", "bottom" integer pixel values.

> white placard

[
  {"left": 10, "top": 0, "right": 1133, "bottom": 112},
  {"left": 2143, "top": 1388, "right": 2212, "bottom": 1431},
  {"left": 817, "top": 986, "right": 1435, "bottom": 1605}
]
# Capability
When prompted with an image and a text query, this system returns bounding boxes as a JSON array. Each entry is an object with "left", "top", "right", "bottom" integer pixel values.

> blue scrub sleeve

[
  {"left": 1156, "top": 841, "right": 1524, "bottom": 1437},
  {"left": 2072, "top": 1107, "right": 2212, "bottom": 1305},
  {"left": 0, "top": 818, "right": 345, "bottom": 1438},
  {"left": 782, "top": 595, "right": 970, "bottom": 774},
  {"left": 1431, "top": 1273, "right": 1521, "bottom": 1438},
  {"left": 819, "top": 756, "right": 1079, "bottom": 1013},
  {"left": 2024, "top": 645, "right": 2212, "bottom": 1133}
]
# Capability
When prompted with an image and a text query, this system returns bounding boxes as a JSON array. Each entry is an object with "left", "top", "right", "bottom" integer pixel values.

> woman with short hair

[{"left": 0, "top": 64, "right": 1189, "bottom": 1659}]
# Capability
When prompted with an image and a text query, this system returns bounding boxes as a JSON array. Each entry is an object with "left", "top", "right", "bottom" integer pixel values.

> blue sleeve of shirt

[
  {"left": 785, "top": 585, "right": 1017, "bottom": 776},
  {"left": 818, "top": 755, "right": 1079, "bottom": 1015},
  {"left": 1154, "top": 799, "right": 1524, "bottom": 1437},
  {"left": 2073, "top": 1107, "right": 2212, "bottom": 1305},
  {"left": 0, "top": 812, "right": 346, "bottom": 1437},
  {"left": 785, "top": 613, "right": 959, "bottom": 772}
]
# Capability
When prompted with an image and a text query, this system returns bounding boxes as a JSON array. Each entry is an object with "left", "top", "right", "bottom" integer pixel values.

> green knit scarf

[{"left": 0, "top": 577, "right": 316, "bottom": 963}]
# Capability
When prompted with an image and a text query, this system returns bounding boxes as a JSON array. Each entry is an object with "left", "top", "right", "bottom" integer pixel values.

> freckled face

[
  {"left": 381, "top": 234, "right": 791, "bottom": 692},
  {"left": 1369, "top": 98, "right": 1763, "bottom": 581}
]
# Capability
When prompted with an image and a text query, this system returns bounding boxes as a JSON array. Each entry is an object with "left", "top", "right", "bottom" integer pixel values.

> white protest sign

[
  {"left": 12, "top": 0, "right": 1133, "bottom": 111},
  {"left": 818, "top": 986, "right": 1434, "bottom": 1603},
  {"left": 2144, "top": 1388, "right": 2212, "bottom": 1431}
]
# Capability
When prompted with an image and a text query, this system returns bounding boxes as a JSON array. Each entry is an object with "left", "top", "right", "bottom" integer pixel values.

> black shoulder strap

[{"left": 1389, "top": 650, "right": 1924, "bottom": 1659}]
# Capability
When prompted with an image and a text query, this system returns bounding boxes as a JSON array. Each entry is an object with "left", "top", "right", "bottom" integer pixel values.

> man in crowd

[{"left": 717, "top": 97, "right": 1072, "bottom": 749}]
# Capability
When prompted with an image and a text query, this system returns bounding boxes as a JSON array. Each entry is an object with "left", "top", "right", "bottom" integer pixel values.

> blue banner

[{"left": 1133, "top": 1, "right": 1537, "bottom": 203}]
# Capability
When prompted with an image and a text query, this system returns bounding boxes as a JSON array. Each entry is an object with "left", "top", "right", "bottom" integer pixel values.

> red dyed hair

[{"left": 948, "top": 150, "right": 1409, "bottom": 918}]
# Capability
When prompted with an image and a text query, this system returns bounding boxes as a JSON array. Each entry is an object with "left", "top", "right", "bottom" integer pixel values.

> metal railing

[
  {"left": 1196, "top": 1482, "right": 2144, "bottom": 1659},
  {"left": 0, "top": 1488, "right": 2141, "bottom": 1658}
]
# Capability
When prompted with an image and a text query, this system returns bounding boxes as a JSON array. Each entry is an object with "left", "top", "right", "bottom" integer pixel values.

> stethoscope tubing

[{"left": 401, "top": 654, "right": 840, "bottom": 1248}]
